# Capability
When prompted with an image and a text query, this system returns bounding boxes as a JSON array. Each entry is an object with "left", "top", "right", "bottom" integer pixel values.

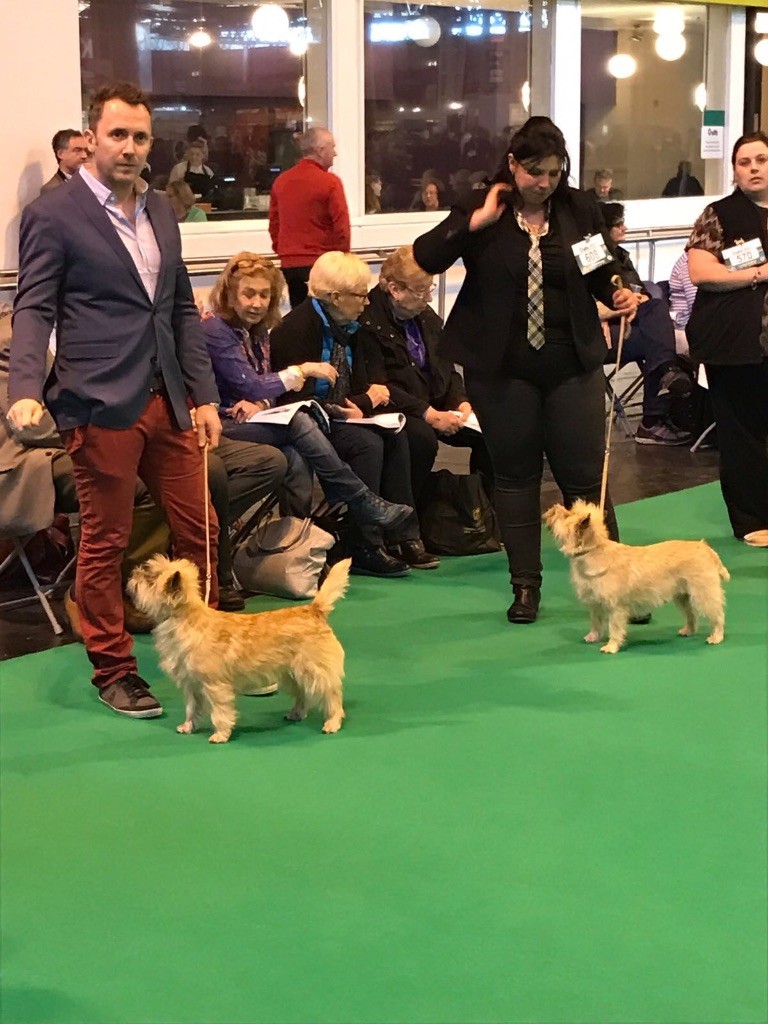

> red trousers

[{"left": 62, "top": 394, "right": 219, "bottom": 689}]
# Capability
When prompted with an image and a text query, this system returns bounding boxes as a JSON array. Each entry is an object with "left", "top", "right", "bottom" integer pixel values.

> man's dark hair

[
  {"left": 51, "top": 128, "right": 85, "bottom": 158},
  {"left": 88, "top": 82, "right": 152, "bottom": 131},
  {"left": 601, "top": 202, "right": 625, "bottom": 229}
]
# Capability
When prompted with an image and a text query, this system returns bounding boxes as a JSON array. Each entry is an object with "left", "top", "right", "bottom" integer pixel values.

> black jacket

[
  {"left": 269, "top": 297, "right": 375, "bottom": 416},
  {"left": 357, "top": 285, "right": 467, "bottom": 418},
  {"left": 413, "top": 187, "right": 623, "bottom": 375},
  {"left": 686, "top": 189, "right": 768, "bottom": 366}
]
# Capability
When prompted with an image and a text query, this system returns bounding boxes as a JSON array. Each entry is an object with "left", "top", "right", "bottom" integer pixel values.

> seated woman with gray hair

[{"left": 270, "top": 251, "right": 439, "bottom": 573}]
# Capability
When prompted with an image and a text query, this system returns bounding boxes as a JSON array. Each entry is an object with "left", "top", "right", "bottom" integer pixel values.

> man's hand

[
  {"left": 328, "top": 399, "right": 364, "bottom": 420},
  {"left": 366, "top": 384, "right": 390, "bottom": 408},
  {"left": 301, "top": 361, "right": 338, "bottom": 383},
  {"left": 191, "top": 404, "right": 222, "bottom": 449},
  {"left": 456, "top": 401, "right": 473, "bottom": 424},
  {"left": 424, "top": 407, "right": 462, "bottom": 435},
  {"left": 230, "top": 399, "right": 266, "bottom": 424},
  {"left": 7, "top": 399, "right": 44, "bottom": 431}
]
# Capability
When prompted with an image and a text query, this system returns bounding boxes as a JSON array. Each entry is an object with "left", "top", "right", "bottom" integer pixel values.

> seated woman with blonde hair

[
  {"left": 269, "top": 251, "right": 439, "bottom": 572},
  {"left": 202, "top": 252, "right": 415, "bottom": 576}
]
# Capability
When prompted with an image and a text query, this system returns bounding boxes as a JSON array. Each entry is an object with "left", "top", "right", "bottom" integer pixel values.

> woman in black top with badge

[
  {"left": 686, "top": 131, "right": 768, "bottom": 548},
  {"left": 414, "top": 117, "right": 639, "bottom": 622}
]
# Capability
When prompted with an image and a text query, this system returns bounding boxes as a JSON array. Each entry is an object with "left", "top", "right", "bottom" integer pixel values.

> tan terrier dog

[
  {"left": 544, "top": 501, "right": 729, "bottom": 654},
  {"left": 127, "top": 556, "right": 349, "bottom": 743}
]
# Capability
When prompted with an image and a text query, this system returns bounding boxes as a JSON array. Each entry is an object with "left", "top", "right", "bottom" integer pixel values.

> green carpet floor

[{"left": 1, "top": 483, "right": 766, "bottom": 1024}]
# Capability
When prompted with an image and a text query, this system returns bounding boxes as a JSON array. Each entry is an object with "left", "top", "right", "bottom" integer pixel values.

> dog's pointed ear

[
  {"left": 165, "top": 570, "right": 182, "bottom": 595},
  {"left": 577, "top": 514, "right": 591, "bottom": 533}
]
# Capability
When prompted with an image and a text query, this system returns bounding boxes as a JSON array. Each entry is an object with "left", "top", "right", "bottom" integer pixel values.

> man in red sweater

[{"left": 269, "top": 128, "right": 351, "bottom": 307}]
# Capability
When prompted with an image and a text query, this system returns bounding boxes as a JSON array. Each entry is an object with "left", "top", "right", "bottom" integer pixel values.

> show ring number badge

[
  {"left": 722, "top": 238, "right": 766, "bottom": 271},
  {"left": 572, "top": 235, "right": 612, "bottom": 275}
]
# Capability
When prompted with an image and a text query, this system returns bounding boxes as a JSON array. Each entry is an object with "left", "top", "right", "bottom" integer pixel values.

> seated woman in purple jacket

[{"left": 201, "top": 252, "right": 416, "bottom": 578}]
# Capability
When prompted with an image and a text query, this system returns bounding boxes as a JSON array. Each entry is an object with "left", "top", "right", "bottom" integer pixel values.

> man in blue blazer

[{"left": 8, "top": 82, "right": 222, "bottom": 719}]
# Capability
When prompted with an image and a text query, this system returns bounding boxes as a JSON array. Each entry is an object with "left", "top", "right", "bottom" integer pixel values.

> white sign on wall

[{"left": 701, "top": 111, "right": 725, "bottom": 160}]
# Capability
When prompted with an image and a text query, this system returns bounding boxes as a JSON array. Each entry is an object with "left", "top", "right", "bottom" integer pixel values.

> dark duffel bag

[{"left": 419, "top": 470, "right": 501, "bottom": 556}]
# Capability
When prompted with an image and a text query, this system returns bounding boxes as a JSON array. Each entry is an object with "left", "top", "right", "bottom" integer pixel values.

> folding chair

[
  {"left": 604, "top": 362, "right": 644, "bottom": 437},
  {"left": 0, "top": 515, "right": 77, "bottom": 635}
]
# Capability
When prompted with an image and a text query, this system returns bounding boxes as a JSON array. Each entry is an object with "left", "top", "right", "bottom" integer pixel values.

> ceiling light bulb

[
  {"left": 653, "top": 6, "right": 685, "bottom": 36},
  {"left": 607, "top": 53, "right": 637, "bottom": 79},
  {"left": 755, "top": 38, "right": 768, "bottom": 67},
  {"left": 251, "top": 4, "right": 290, "bottom": 44},
  {"left": 655, "top": 32, "right": 686, "bottom": 61},
  {"left": 189, "top": 28, "right": 212, "bottom": 48}
]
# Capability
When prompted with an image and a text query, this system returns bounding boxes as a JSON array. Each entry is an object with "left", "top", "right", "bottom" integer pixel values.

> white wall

[{"left": 0, "top": 0, "right": 83, "bottom": 270}]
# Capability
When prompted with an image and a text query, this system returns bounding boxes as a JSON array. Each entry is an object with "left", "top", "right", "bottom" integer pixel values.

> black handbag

[{"left": 419, "top": 470, "right": 501, "bottom": 556}]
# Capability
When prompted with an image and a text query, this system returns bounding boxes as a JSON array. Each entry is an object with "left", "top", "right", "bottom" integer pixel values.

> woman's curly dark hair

[{"left": 491, "top": 116, "right": 572, "bottom": 202}]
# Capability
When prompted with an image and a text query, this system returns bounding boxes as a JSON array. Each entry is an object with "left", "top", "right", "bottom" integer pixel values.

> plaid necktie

[{"left": 515, "top": 209, "right": 550, "bottom": 350}]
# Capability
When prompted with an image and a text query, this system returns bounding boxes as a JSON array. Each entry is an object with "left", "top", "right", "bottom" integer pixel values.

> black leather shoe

[
  {"left": 218, "top": 585, "right": 245, "bottom": 612},
  {"left": 347, "top": 491, "right": 413, "bottom": 532},
  {"left": 350, "top": 546, "right": 411, "bottom": 578},
  {"left": 506, "top": 585, "right": 541, "bottom": 624},
  {"left": 392, "top": 539, "right": 440, "bottom": 570}
]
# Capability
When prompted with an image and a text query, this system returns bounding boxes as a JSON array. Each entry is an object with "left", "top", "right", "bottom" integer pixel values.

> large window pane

[
  {"left": 580, "top": 2, "right": 709, "bottom": 201},
  {"left": 364, "top": 1, "right": 531, "bottom": 214},
  {"left": 79, "top": 0, "right": 326, "bottom": 221}
]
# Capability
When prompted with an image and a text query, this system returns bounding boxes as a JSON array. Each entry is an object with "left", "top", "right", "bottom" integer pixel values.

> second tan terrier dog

[
  {"left": 544, "top": 501, "right": 729, "bottom": 654},
  {"left": 127, "top": 556, "right": 350, "bottom": 743}
]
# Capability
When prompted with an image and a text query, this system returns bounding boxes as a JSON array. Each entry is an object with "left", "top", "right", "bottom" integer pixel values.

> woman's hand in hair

[{"left": 469, "top": 183, "right": 513, "bottom": 233}]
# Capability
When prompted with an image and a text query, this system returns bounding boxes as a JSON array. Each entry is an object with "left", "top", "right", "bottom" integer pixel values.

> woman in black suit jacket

[{"left": 414, "top": 118, "right": 639, "bottom": 623}]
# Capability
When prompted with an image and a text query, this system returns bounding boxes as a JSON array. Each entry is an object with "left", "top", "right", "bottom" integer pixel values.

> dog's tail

[
  {"left": 704, "top": 541, "right": 730, "bottom": 582},
  {"left": 312, "top": 558, "right": 351, "bottom": 616}
]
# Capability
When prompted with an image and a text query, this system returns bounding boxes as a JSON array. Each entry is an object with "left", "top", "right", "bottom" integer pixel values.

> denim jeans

[{"left": 222, "top": 410, "right": 368, "bottom": 517}]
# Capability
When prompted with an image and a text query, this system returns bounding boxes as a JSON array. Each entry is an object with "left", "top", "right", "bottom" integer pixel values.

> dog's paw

[
  {"left": 706, "top": 632, "right": 724, "bottom": 645},
  {"left": 600, "top": 642, "right": 620, "bottom": 654},
  {"left": 177, "top": 721, "right": 195, "bottom": 734},
  {"left": 322, "top": 716, "right": 344, "bottom": 734},
  {"left": 209, "top": 731, "right": 231, "bottom": 744},
  {"left": 678, "top": 626, "right": 694, "bottom": 637},
  {"left": 584, "top": 630, "right": 601, "bottom": 643},
  {"left": 285, "top": 707, "right": 307, "bottom": 723}
]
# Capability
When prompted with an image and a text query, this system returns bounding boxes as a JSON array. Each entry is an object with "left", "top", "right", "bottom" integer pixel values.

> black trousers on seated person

[
  {"left": 606, "top": 297, "right": 678, "bottom": 420},
  {"left": 403, "top": 414, "right": 496, "bottom": 508},
  {"left": 329, "top": 421, "right": 418, "bottom": 548},
  {"left": 464, "top": 365, "right": 619, "bottom": 588}
]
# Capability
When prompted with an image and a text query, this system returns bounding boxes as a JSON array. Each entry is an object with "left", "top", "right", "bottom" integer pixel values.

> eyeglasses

[
  {"left": 395, "top": 281, "right": 434, "bottom": 298},
  {"left": 342, "top": 291, "right": 370, "bottom": 300}
]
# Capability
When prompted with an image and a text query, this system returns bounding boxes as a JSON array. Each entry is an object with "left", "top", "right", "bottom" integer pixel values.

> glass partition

[
  {"left": 79, "top": 0, "right": 327, "bottom": 221},
  {"left": 363, "top": 1, "right": 532, "bottom": 213},
  {"left": 580, "top": 1, "right": 712, "bottom": 201}
]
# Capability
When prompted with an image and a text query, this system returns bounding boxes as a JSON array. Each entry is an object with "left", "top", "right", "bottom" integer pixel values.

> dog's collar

[
  {"left": 571, "top": 546, "right": 597, "bottom": 558},
  {"left": 571, "top": 546, "right": 609, "bottom": 579}
]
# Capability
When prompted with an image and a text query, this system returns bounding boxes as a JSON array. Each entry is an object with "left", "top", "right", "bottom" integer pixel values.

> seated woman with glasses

[
  {"left": 357, "top": 245, "right": 494, "bottom": 514},
  {"left": 270, "top": 250, "right": 439, "bottom": 572},
  {"left": 201, "top": 253, "right": 417, "bottom": 577}
]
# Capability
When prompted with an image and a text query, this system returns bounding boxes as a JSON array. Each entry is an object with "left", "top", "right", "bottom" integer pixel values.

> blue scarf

[{"left": 311, "top": 298, "right": 358, "bottom": 399}]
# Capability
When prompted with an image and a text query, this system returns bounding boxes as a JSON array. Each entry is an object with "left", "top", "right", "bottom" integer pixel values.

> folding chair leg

[{"left": 12, "top": 538, "right": 64, "bottom": 635}]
